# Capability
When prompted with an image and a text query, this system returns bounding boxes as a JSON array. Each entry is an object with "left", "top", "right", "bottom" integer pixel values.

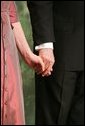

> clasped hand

[{"left": 34, "top": 48, "right": 55, "bottom": 77}]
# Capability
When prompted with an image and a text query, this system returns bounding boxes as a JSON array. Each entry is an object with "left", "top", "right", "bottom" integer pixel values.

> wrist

[{"left": 22, "top": 49, "right": 33, "bottom": 63}]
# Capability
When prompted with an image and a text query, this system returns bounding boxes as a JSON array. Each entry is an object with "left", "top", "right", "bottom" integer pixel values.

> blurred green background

[{"left": 15, "top": 1, "right": 35, "bottom": 125}]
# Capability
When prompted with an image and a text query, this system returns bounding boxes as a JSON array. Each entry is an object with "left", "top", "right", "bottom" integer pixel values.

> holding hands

[
  {"left": 33, "top": 48, "right": 55, "bottom": 77},
  {"left": 39, "top": 48, "right": 55, "bottom": 76},
  {"left": 12, "top": 22, "right": 55, "bottom": 76}
]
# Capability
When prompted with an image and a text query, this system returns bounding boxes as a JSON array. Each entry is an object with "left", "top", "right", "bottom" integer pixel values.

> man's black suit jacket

[{"left": 27, "top": 1, "right": 84, "bottom": 71}]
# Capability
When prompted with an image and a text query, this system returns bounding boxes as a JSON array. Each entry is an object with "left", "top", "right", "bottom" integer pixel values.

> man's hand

[{"left": 38, "top": 48, "right": 55, "bottom": 76}]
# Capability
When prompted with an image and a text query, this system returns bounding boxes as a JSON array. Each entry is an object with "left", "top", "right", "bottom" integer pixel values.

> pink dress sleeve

[{"left": 9, "top": 1, "right": 19, "bottom": 24}]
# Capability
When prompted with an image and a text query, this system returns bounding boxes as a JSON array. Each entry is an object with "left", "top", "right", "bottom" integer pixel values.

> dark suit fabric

[{"left": 27, "top": 1, "right": 84, "bottom": 125}]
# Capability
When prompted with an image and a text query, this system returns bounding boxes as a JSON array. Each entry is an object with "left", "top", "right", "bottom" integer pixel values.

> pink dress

[{"left": 1, "top": 1, "right": 25, "bottom": 125}]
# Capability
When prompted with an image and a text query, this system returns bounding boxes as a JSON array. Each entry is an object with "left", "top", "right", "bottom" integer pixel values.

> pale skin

[
  {"left": 12, "top": 22, "right": 45, "bottom": 73},
  {"left": 12, "top": 22, "right": 55, "bottom": 76},
  {"left": 38, "top": 48, "right": 55, "bottom": 76}
]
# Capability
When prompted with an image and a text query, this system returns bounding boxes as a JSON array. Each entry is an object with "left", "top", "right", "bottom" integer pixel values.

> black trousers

[{"left": 35, "top": 71, "right": 84, "bottom": 125}]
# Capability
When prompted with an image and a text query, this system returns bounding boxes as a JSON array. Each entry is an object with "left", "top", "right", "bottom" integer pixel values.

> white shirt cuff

[{"left": 35, "top": 42, "right": 53, "bottom": 51}]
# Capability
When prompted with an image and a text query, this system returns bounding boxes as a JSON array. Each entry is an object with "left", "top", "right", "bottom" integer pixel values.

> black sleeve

[{"left": 27, "top": 1, "right": 55, "bottom": 46}]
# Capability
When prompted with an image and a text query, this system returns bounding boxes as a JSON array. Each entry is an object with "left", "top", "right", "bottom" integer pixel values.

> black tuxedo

[{"left": 27, "top": 1, "right": 84, "bottom": 125}]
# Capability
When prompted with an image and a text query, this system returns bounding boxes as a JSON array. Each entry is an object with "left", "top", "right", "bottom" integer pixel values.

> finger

[
  {"left": 34, "top": 64, "right": 44, "bottom": 73},
  {"left": 45, "top": 68, "right": 53, "bottom": 77},
  {"left": 46, "top": 71, "right": 52, "bottom": 76},
  {"left": 41, "top": 62, "right": 53, "bottom": 76},
  {"left": 36, "top": 60, "right": 50, "bottom": 75},
  {"left": 34, "top": 60, "right": 45, "bottom": 73},
  {"left": 42, "top": 67, "right": 52, "bottom": 77},
  {"left": 37, "top": 63, "right": 50, "bottom": 75},
  {"left": 42, "top": 71, "right": 51, "bottom": 77}
]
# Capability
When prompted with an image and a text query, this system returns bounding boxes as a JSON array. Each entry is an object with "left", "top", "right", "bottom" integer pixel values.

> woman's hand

[{"left": 25, "top": 53, "right": 45, "bottom": 74}]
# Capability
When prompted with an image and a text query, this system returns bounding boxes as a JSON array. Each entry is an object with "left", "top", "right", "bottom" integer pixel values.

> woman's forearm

[
  {"left": 12, "top": 22, "right": 33, "bottom": 62},
  {"left": 12, "top": 22, "right": 45, "bottom": 73}
]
